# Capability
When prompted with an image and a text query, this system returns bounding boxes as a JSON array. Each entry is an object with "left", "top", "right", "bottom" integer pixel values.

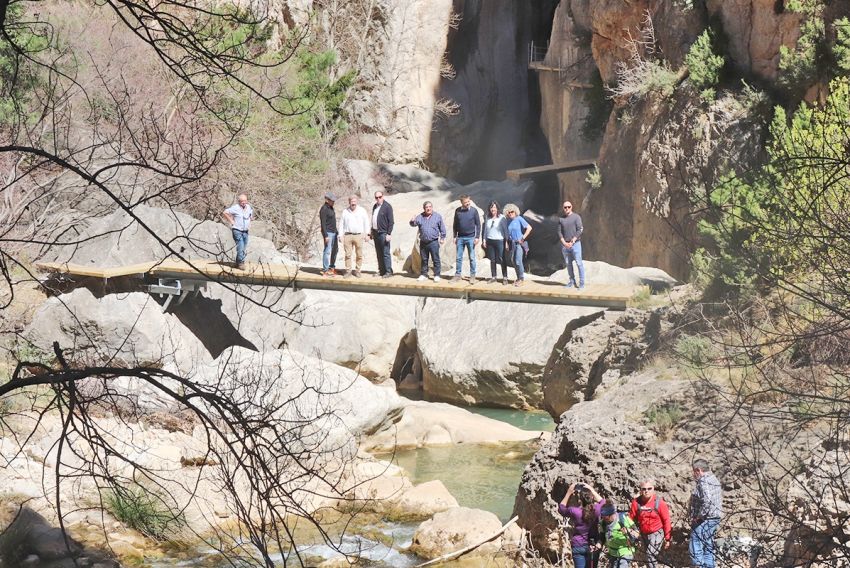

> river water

[{"left": 147, "top": 407, "right": 554, "bottom": 567}]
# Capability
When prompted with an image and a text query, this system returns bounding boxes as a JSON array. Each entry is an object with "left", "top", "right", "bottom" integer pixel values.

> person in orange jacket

[{"left": 628, "top": 479, "right": 672, "bottom": 568}]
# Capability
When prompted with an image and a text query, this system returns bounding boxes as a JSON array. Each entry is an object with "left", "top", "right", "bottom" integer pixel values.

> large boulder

[
  {"left": 542, "top": 308, "right": 664, "bottom": 419},
  {"left": 361, "top": 399, "right": 543, "bottom": 452},
  {"left": 204, "top": 284, "right": 417, "bottom": 378},
  {"left": 24, "top": 288, "right": 211, "bottom": 376},
  {"left": 513, "top": 370, "right": 693, "bottom": 556},
  {"left": 416, "top": 298, "right": 604, "bottom": 409},
  {"left": 42, "top": 204, "right": 283, "bottom": 267},
  {"left": 196, "top": 347, "right": 404, "bottom": 450},
  {"left": 409, "top": 507, "right": 503, "bottom": 560}
]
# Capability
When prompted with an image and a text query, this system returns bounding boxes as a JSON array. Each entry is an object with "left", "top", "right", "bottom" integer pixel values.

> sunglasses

[{"left": 563, "top": 206, "right": 572, "bottom": 209}]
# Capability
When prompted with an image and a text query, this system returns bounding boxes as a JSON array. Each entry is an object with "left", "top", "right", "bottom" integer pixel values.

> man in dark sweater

[
  {"left": 452, "top": 195, "right": 481, "bottom": 282},
  {"left": 319, "top": 192, "right": 338, "bottom": 276},
  {"left": 369, "top": 190, "right": 394, "bottom": 277},
  {"left": 558, "top": 200, "right": 585, "bottom": 289}
]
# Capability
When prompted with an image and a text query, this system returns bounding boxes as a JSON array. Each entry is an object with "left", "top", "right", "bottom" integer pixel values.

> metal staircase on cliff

[{"left": 35, "top": 259, "right": 637, "bottom": 310}]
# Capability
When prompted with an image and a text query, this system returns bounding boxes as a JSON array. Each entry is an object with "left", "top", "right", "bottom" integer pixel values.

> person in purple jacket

[{"left": 559, "top": 481, "right": 605, "bottom": 568}]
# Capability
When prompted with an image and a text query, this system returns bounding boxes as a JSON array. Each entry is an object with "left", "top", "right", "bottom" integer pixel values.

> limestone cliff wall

[
  {"left": 534, "top": 0, "right": 807, "bottom": 279},
  {"left": 426, "top": 0, "right": 557, "bottom": 181}
]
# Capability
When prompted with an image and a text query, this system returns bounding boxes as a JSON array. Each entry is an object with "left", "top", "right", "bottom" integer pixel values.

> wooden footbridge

[
  {"left": 506, "top": 159, "right": 596, "bottom": 182},
  {"left": 36, "top": 259, "right": 637, "bottom": 310}
]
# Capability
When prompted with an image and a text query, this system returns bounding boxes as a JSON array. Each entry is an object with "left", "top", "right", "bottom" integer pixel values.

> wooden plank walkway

[
  {"left": 506, "top": 159, "right": 596, "bottom": 181},
  {"left": 36, "top": 259, "right": 636, "bottom": 309}
]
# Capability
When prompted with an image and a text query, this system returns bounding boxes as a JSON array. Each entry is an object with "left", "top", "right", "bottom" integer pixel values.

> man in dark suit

[{"left": 369, "top": 191, "right": 394, "bottom": 277}]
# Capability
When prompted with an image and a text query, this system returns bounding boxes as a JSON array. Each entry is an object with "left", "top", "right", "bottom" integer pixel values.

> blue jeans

[
  {"left": 372, "top": 230, "right": 393, "bottom": 275},
  {"left": 322, "top": 232, "right": 338, "bottom": 271},
  {"left": 231, "top": 229, "right": 249, "bottom": 264},
  {"left": 562, "top": 240, "right": 585, "bottom": 285},
  {"left": 455, "top": 236, "right": 477, "bottom": 276},
  {"left": 571, "top": 544, "right": 600, "bottom": 568},
  {"left": 690, "top": 518, "right": 719, "bottom": 568},
  {"left": 511, "top": 241, "right": 525, "bottom": 280},
  {"left": 420, "top": 239, "right": 441, "bottom": 277}
]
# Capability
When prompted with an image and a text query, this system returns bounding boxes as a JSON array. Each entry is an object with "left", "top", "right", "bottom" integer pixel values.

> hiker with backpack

[
  {"left": 597, "top": 499, "right": 640, "bottom": 568},
  {"left": 628, "top": 479, "right": 672, "bottom": 568},
  {"left": 558, "top": 481, "right": 605, "bottom": 568}
]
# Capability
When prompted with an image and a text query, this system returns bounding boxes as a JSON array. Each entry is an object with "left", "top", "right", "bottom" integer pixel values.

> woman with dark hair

[
  {"left": 559, "top": 481, "right": 605, "bottom": 568},
  {"left": 481, "top": 201, "right": 509, "bottom": 284}
]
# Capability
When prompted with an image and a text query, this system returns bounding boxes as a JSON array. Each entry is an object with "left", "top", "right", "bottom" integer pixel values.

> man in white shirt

[
  {"left": 221, "top": 193, "right": 253, "bottom": 270},
  {"left": 339, "top": 195, "right": 371, "bottom": 277}
]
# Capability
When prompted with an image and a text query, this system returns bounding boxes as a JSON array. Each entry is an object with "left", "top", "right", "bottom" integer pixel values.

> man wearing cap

[
  {"left": 370, "top": 190, "right": 394, "bottom": 278},
  {"left": 598, "top": 499, "right": 639, "bottom": 568},
  {"left": 410, "top": 201, "right": 446, "bottom": 282},
  {"left": 629, "top": 479, "right": 672, "bottom": 568},
  {"left": 319, "top": 192, "right": 339, "bottom": 276},
  {"left": 221, "top": 193, "right": 254, "bottom": 270},
  {"left": 689, "top": 459, "right": 722, "bottom": 568},
  {"left": 340, "top": 195, "right": 370, "bottom": 277}
]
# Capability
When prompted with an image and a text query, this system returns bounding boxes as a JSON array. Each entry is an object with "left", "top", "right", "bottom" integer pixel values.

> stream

[{"left": 147, "top": 407, "right": 554, "bottom": 567}]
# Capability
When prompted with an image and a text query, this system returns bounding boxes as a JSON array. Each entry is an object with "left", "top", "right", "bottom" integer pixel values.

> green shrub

[
  {"left": 105, "top": 485, "right": 185, "bottom": 542},
  {"left": 585, "top": 165, "right": 602, "bottom": 191},
  {"left": 629, "top": 285, "right": 653, "bottom": 309},
  {"left": 0, "top": 3, "right": 50, "bottom": 125},
  {"left": 645, "top": 402, "right": 684, "bottom": 438},
  {"left": 778, "top": 4, "right": 825, "bottom": 92},
  {"left": 674, "top": 334, "right": 713, "bottom": 368},
  {"left": 696, "top": 77, "right": 850, "bottom": 299},
  {"left": 685, "top": 30, "right": 724, "bottom": 98},
  {"left": 834, "top": 18, "right": 850, "bottom": 73}
]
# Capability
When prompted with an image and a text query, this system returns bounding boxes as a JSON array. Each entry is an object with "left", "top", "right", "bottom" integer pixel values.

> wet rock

[{"left": 362, "top": 399, "right": 542, "bottom": 452}]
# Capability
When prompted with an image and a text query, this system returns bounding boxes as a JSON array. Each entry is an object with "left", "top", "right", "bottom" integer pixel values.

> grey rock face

[
  {"left": 25, "top": 288, "right": 212, "bottom": 376},
  {"left": 416, "top": 298, "right": 604, "bottom": 409},
  {"left": 540, "top": 307, "right": 664, "bottom": 421},
  {"left": 42, "top": 204, "right": 283, "bottom": 267}
]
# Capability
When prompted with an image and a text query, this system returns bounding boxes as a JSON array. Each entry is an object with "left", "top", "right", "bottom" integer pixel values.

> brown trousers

[{"left": 343, "top": 233, "right": 365, "bottom": 270}]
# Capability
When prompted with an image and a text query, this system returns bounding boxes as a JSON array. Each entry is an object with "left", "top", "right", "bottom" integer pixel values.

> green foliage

[
  {"left": 695, "top": 77, "right": 850, "bottom": 300},
  {"left": 675, "top": 334, "right": 713, "bottom": 368},
  {"left": 685, "top": 30, "right": 724, "bottom": 98},
  {"left": 629, "top": 285, "right": 653, "bottom": 308},
  {"left": 636, "top": 62, "right": 680, "bottom": 98},
  {"left": 0, "top": 3, "right": 50, "bottom": 125},
  {"left": 644, "top": 401, "right": 684, "bottom": 438},
  {"left": 292, "top": 50, "right": 356, "bottom": 138},
  {"left": 105, "top": 485, "right": 185, "bottom": 542},
  {"left": 196, "top": 3, "right": 273, "bottom": 58},
  {"left": 585, "top": 165, "right": 602, "bottom": 191},
  {"left": 778, "top": 7, "right": 825, "bottom": 92},
  {"left": 834, "top": 18, "right": 850, "bottom": 74}
]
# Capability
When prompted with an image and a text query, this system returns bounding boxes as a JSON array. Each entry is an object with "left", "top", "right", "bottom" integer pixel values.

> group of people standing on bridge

[
  {"left": 221, "top": 191, "right": 587, "bottom": 288},
  {"left": 558, "top": 459, "right": 723, "bottom": 568}
]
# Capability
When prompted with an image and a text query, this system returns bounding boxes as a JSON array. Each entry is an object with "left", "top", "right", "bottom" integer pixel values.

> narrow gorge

[{"left": 1, "top": 1, "right": 848, "bottom": 567}]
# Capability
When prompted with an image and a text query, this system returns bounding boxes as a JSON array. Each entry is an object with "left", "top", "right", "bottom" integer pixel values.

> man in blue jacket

[
  {"left": 410, "top": 201, "right": 447, "bottom": 282},
  {"left": 452, "top": 195, "right": 481, "bottom": 282}
]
